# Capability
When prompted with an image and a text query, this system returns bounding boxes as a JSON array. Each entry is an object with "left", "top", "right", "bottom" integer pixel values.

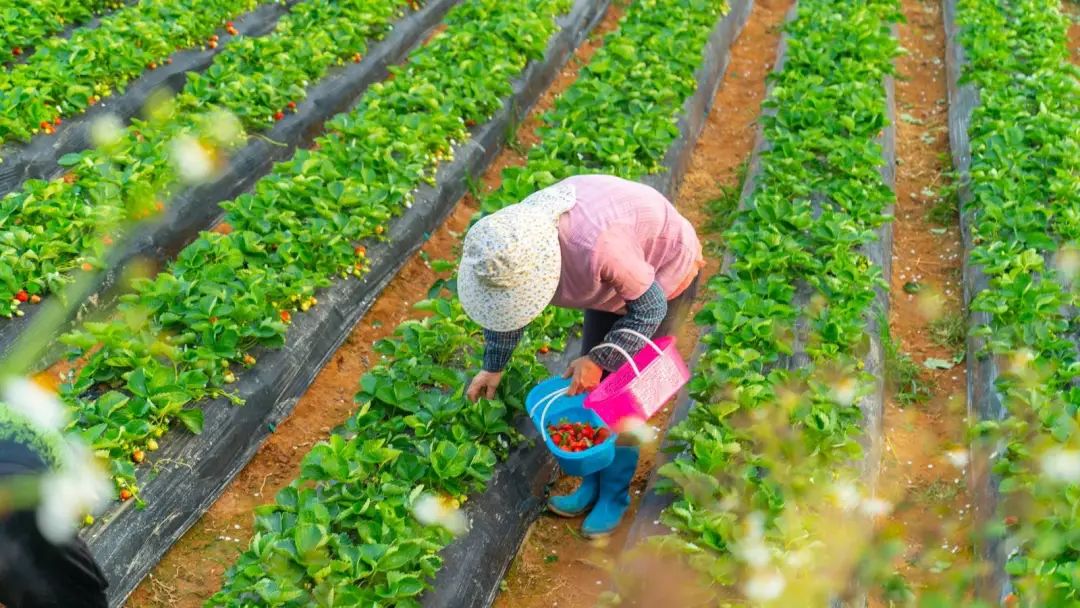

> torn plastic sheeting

[
  {"left": 0, "top": 0, "right": 301, "bottom": 201},
  {"left": 80, "top": 0, "right": 606, "bottom": 604},
  {"left": 622, "top": 9, "right": 898, "bottom": 607},
  {"left": 0, "top": 0, "right": 463, "bottom": 369},
  {"left": 942, "top": 0, "right": 1009, "bottom": 602}
]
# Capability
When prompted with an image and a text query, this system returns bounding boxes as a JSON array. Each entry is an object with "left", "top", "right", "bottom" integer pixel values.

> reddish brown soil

[
  {"left": 872, "top": 0, "right": 972, "bottom": 602},
  {"left": 492, "top": 2, "right": 792, "bottom": 606},
  {"left": 127, "top": 3, "right": 627, "bottom": 606}
]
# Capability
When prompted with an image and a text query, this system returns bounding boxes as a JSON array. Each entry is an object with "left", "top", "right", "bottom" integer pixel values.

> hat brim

[{"left": 458, "top": 232, "right": 562, "bottom": 332}]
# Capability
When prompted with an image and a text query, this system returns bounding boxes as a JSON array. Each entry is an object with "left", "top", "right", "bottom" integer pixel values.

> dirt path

[
  {"left": 127, "top": 3, "right": 627, "bottom": 606},
  {"left": 492, "top": 2, "right": 792, "bottom": 606},
  {"left": 872, "top": 0, "right": 973, "bottom": 602}
]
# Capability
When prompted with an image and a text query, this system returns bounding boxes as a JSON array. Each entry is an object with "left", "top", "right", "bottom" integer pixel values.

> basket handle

[
  {"left": 610, "top": 328, "right": 665, "bottom": 356},
  {"left": 588, "top": 329, "right": 666, "bottom": 377},
  {"left": 588, "top": 342, "right": 642, "bottom": 376}
]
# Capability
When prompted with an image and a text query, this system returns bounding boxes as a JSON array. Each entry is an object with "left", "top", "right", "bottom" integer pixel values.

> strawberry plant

[
  {"left": 210, "top": 0, "right": 735, "bottom": 603},
  {"left": 0, "top": 0, "right": 122, "bottom": 68},
  {"left": 53, "top": 0, "right": 572, "bottom": 500},
  {"left": 0, "top": 0, "right": 420, "bottom": 316},
  {"left": 0, "top": 0, "right": 260, "bottom": 143},
  {"left": 953, "top": 0, "right": 1080, "bottom": 603},
  {"left": 620, "top": 0, "right": 902, "bottom": 592}
]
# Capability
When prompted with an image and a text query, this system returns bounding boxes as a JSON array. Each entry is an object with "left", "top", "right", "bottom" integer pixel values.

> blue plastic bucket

[{"left": 527, "top": 376, "right": 615, "bottom": 477}]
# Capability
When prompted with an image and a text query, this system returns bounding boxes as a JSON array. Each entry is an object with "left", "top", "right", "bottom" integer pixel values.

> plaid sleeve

[
  {"left": 482, "top": 328, "right": 525, "bottom": 372},
  {"left": 589, "top": 281, "right": 667, "bottom": 372}
]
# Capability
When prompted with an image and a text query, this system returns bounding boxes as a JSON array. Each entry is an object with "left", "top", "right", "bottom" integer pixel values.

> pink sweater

[{"left": 552, "top": 175, "right": 704, "bottom": 313}]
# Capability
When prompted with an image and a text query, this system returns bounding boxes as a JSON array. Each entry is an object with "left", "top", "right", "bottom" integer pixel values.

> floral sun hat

[{"left": 458, "top": 182, "right": 577, "bottom": 332}]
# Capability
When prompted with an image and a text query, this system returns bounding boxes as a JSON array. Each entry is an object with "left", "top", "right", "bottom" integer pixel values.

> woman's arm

[
  {"left": 589, "top": 282, "right": 668, "bottom": 372},
  {"left": 467, "top": 328, "right": 524, "bottom": 402},
  {"left": 482, "top": 328, "right": 525, "bottom": 372}
]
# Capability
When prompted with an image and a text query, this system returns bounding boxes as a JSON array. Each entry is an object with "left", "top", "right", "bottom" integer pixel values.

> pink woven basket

[{"left": 583, "top": 329, "right": 690, "bottom": 430}]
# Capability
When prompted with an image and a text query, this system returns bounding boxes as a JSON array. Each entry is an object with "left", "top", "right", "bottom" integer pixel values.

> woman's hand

[
  {"left": 467, "top": 370, "right": 504, "bottom": 402},
  {"left": 564, "top": 356, "right": 603, "bottom": 396}
]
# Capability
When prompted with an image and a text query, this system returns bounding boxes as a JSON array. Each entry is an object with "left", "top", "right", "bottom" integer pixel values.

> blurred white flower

[
  {"left": 743, "top": 569, "right": 785, "bottom": 602},
  {"left": 2, "top": 377, "right": 67, "bottom": 431},
  {"left": 170, "top": 135, "right": 214, "bottom": 184},
  {"left": 1006, "top": 349, "right": 1035, "bottom": 376},
  {"left": 207, "top": 110, "right": 243, "bottom": 148},
  {"left": 831, "top": 481, "right": 860, "bottom": 512},
  {"left": 1040, "top": 448, "right": 1080, "bottom": 484},
  {"left": 617, "top": 417, "right": 657, "bottom": 444},
  {"left": 36, "top": 444, "right": 111, "bottom": 544},
  {"left": 736, "top": 540, "right": 771, "bottom": 568},
  {"left": 89, "top": 113, "right": 124, "bottom": 149},
  {"left": 1055, "top": 244, "right": 1080, "bottom": 281},
  {"left": 412, "top": 493, "right": 468, "bottom": 536},
  {"left": 945, "top": 449, "right": 970, "bottom": 469},
  {"left": 860, "top": 496, "right": 893, "bottom": 518},
  {"left": 830, "top": 376, "right": 858, "bottom": 406}
]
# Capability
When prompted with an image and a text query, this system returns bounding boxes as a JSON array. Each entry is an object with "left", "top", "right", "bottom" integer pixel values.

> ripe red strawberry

[
  {"left": 148, "top": 62, "right": 157, "bottom": 70},
  {"left": 353, "top": 52, "right": 362, "bottom": 63},
  {"left": 538, "top": 344, "right": 550, "bottom": 354},
  {"left": 287, "top": 101, "right": 297, "bottom": 110},
  {"left": 280, "top": 310, "right": 291, "bottom": 323},
  {"left": 40, "top": 121, "right": 50, "bottom": 130},
  {"left": 273, "top": 111, "right": 285, "bottom": 121},
  {"left": 14, "top": 290, "right": 28, "bottom": 303},
  {"left": 208, "top": 39, "right": 218, "bottom": 49},
  {"left": 354, "top": 245, "right": 366, "bottom": 257},
  {"left": 226, "top": 25, "right": 239, "bottom": 36},
  {"left": 12, "top": 47, "right": 22, "bottom": 56},
  {"left": 225, "top": 21, "right": 234, "bottom": 28},
  {"left": 119, "top": 489, "right": 133, "bottom": 501},
  {"left": 53, "top": 116, "right": 61, "bottom": 126},
  {"left": 132, "top": 449, "right": 145, "bottom": 463}
]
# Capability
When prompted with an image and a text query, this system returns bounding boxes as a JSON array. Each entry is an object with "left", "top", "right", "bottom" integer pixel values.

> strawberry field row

[
  {"left": 614, "top": 0, "right": 901, "bottom": 602},
  {"left": 72, "top": 0, "right": 598, "bottom": 601},
  {"left": 0, "top": 0, "right": 434, "bottom": 323},
  {"left": 0, "top": 0, "right": 266, "bottom": 144},
  {"left": 208, "top": 0, "right": 743, "bottom": 605},
  {"left": 0, "top": 0, "right": 122, "bottom": 68},
  {"left": 945, "top": 0, "right": 1080, "bottom": 604}
]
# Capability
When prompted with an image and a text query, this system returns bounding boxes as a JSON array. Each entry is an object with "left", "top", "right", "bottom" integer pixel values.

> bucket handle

[
  {"left": 529, "top": 387, "right": 568, "bottom": 445},
  {"left": 588, "top": 329, "right": 666, "bottom": 377}
]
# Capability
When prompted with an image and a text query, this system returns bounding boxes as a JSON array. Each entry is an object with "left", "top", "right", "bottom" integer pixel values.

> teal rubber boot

[
  {"left": 548, "top": 473, "right": 600, "bottom": 517},
  {"left": 581, "top": 446, "right": 640, "bottom": 538}
]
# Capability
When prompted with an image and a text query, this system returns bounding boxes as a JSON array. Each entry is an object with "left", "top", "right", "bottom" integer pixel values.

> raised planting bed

[
  {"left": 944, "top": 0, "right": 1080, "bottom": 604},
  {"left": 0, "top": 0, "right": 280, "bottom": 149},
  {"left": 208, "top": 0, "right": 753, "bottom": 606},
  {"left": 0, "top": 0, "right": 461, "bottom": 366},
  {"left": 71, "top": 0, "right": 608, "bottom": 603},
  {"left": 614, "top": 1, "right": 900, "bottom": 605},
  {"left": 0, "top": 0, "right": 299, "bottom": 200},
  {"left": 0, "top": 0, "right": 124, "bottom": 70}
]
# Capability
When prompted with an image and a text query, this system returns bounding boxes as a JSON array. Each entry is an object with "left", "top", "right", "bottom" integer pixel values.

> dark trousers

[
  {"left": 580, "top": 274, "right": 700, "bottom": 359},
  {"left": 0, "top": 510, "right": 108, "bottom": 608},
  {"left": 0, "top": 441, "right": 108, "bottom": 608}
]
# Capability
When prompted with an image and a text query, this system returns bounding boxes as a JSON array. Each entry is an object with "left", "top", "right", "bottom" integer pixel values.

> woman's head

[{"left": 458, "top": 182, "right": 577, "bottom": 331}]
